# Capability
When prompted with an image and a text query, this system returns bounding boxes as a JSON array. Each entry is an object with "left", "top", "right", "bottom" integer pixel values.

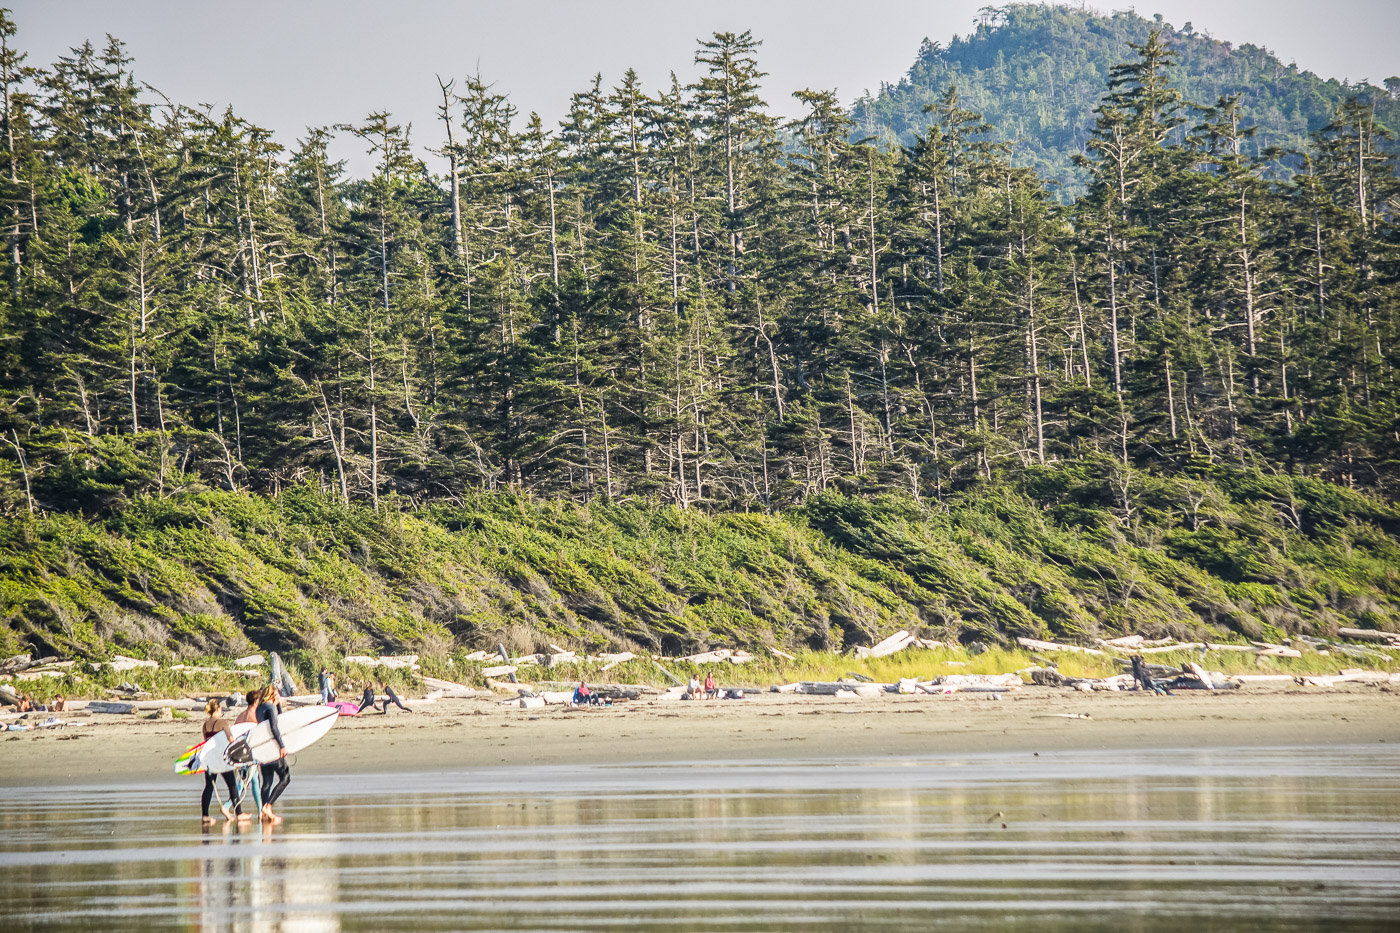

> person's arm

[{"left": 264, "top": 704, "right": 287, "bottom": 754}]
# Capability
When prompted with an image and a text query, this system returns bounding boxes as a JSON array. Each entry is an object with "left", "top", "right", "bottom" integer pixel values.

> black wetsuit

[
  {"left": 201, "top": 721, "right": 241, "bottom": 818},
  {"left": 357, "top": 687, "right": 375, "bottom": 714},
  {"left": 382, "top": 685, "right": 412, "bottom": 713},
  {"left": 256, "top": 701, "right": 291, "bottom": 806}
]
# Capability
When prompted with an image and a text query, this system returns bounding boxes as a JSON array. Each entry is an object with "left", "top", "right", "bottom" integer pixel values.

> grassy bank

[
  {"left": 6, "top": 644, "right": 1395, "bottom": 707},
  {"left": 3, "top": 454, "right": 1400, "bottom": 671}
]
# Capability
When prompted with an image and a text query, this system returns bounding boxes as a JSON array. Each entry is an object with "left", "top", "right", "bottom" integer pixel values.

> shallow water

[{"left": 1, "top": 746, "right": 1398, "bottom": 931}]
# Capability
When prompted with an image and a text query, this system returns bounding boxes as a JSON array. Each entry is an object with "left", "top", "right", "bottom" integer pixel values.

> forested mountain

[
  {"left": 1, "top": 9, "right": 1398, "bottom": 659},
  {"left": 854, "top": 3, "right": 1400, "bottom": 193}
]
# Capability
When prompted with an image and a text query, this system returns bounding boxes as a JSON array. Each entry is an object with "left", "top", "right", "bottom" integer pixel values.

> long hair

[{"left": 204, "top": 698, "right": 221, "bottom": 717}]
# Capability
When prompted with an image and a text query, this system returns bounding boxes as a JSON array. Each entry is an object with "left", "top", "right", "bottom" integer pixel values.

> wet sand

[{"left": 3, "top": 686, "right": 1399, "bottom": 786}]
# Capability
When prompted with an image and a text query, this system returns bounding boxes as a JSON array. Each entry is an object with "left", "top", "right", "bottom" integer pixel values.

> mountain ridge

[{"left": 853, "top": 3, "right": 1400, "bottom": 191}]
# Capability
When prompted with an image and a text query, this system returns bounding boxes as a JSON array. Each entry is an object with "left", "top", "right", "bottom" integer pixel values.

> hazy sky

[{"left": 10, "top": 1, "right": 1398, "bottom": 176}]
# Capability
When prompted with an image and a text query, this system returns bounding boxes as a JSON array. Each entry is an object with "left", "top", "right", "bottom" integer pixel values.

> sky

[{"left": 9, "top": 0, "right": 1398, "bottom": 176}]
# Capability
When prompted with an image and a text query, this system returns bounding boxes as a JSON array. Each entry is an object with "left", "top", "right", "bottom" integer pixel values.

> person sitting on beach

[
  {"left": 686, "top": 675, "right": 701, "bottom": 700},
  {"left": 16, "top": 694, "right": 34, "bottom": 713},
  {"left": 703, "top": 671, "right": 717, "bottom": 700},
  {"left": 50, "top": 695, "right": 65, "bottom": 712},
  {"left": 199, "top": 699, "right": 244, "bottom": 825},
  {"left": 573, "top": 681, "right": 594, "bottom": 706},
  {"left": 380, "top": 681, "right": 413, "bottom": 714}
]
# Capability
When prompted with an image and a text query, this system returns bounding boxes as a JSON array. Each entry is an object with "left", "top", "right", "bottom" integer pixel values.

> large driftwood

[
  {"left": 1137, "top": 643, "right": 1205, "bottom": 654},
  {"left": 1251, "top": 642, "right": 1303, "bottom": 658},
  {"left": 1299, "top": 668, "right": 1394, "bottom": 687},
  {"left": 600, "top": 652, "right": 635, "bottom": 672},
  {"left": 930, "top": 673, "right": 1023, "bottom": 688},
  {"left": 481, "top": 664, "right": 517, "bottom": 678},
  {"left": 422, "top": 676, "right": 476, "bottom": 697},
  {"left": 110, "top": 655, "right": 158, "bottom": 672},
  {"left": 87, "top": 701, "right": 135, "bottom": 714},
  {"left": 0, "top": 654, "right": 33, "bottom": 675},
  {"left": 486, "top": 678, "right": 535, "bottom": 693},
  {"left": 1016, "top": 637, "right": 1105, "bottom": 656},
  {"left": 868, "top": 630, "right": 917, "bottom": 659},
  {"left": 1338, "top": 627, "right": 1400, "bottom": 645}
]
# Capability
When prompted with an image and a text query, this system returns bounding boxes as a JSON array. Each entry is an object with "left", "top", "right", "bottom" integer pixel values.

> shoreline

[{"left": 3, "top": 686, "right": 1398, "bottom": 787}]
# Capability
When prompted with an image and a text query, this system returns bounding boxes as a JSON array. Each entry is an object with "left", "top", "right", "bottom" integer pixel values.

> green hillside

[
  {"left": 853, "top": 3, "right": 1400, "bottom": 192},
  {"left": 4, "top": 440, "right": 1399, "bottom": 661}
]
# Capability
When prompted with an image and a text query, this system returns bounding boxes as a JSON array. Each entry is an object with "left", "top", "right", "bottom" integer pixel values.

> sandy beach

[{"left": 3, "top": 685, "right": 1399, "bottom": 787}]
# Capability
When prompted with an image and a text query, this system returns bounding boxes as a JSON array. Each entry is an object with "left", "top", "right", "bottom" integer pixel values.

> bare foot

[
  {"left": 236, "top": 813, "right": 251, "bottom": 823},
  {"left": 220, "top": 804, "right": 233, "bottom": 821},
  {"left": 201, "top": 816, "right": 215, "bottom": 825}
]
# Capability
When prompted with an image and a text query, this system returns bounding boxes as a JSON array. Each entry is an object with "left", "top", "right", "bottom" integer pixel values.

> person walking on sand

[
  {"left": 380, "top": 681, "right": 413, "bottom": 714},
  {"left": 255, "top": 685, "right": 290, "bottom": 822},
  {"left": 232, "top": 690, "right": 263, "bottom": 817},
  {"left": 703, "top": 671, "right": 717, "bottom": 700},
  {"left": 199, "top": 699, "right": 243, "bottom": 825}
]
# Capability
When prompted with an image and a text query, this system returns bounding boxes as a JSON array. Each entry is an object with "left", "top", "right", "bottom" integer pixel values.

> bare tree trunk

[
  {"left": 5, "top": 429, "right": 33, "bottom": 513},
  {"left": 316, "top": 381, "right": 349, "bottom": 502},
  {"left": 437, "top": 77, "right": 464, "bottom": 259}
]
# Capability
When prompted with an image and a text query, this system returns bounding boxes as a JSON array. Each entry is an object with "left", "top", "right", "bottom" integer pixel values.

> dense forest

[
  {"left": 856, "top": 3, "right": 1400, "bottom": 194},
  {"left": 1, "top": 6, "right": 1399, "bottom": 660}
]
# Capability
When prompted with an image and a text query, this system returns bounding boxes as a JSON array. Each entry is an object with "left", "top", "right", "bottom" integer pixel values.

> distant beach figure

[
  {"left": 573, "top": 681, "right": 598, "bottom": 706},
  {"left": 1131, "top": 655, "right": 1169, "bottom": 695},
  {"left": 319, "top": 667, "right": 337, "bottom": 704},
  {"left": 50, "top": 695, "right": 65, "bottom": 712},
  {"left": 687, "top": 675, "right": 702, "bottom": 700},
  {"left": 357, "top": 684, "right": 376, "bottom": 714},
  {"left": 704, "top": 671, "right": 717, "bottom": 700},
  {"left": 16, "top": 694, "right": 34, "bottom": 713},
  {"left": 380, "top": 681, "right": 413, "bottom": 714},
  {"left": 199, "top": 699, "right": 242, "bottom": 824}
]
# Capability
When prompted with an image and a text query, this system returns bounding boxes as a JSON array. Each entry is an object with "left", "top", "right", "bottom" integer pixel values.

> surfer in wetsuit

[
  {"left": 357, "top": 684, "right": 376, "bottom": 714},
  {"left": 200, "top": 699, "right": 243, "bottom": 825},
  {"left": 256, "top": 685, "right": 290, "bottom": 822},
  {"left": 380, "top": 681, "right": 413, "bottom": 714}
]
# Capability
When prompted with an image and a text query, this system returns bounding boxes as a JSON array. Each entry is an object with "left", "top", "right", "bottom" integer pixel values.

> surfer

[
  {"left": 255, "top": 685, "right": 290, "bottom": 822},
  {"left": 200, "top": 699, "right": 243, "bottom": 825},
  {"left": 357, "top": 683, "right": 376, "bottom": 714},
  {"left": 233, "top": 690, "right": 264, "bottom": 819},
  {"left": 380, "top": 681, "right": 413, "bottom": 714}
]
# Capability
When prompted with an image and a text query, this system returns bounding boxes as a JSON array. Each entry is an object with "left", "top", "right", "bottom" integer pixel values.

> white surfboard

[{"left": 178, "top": 705, "right": 339, "bottom": 774}]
